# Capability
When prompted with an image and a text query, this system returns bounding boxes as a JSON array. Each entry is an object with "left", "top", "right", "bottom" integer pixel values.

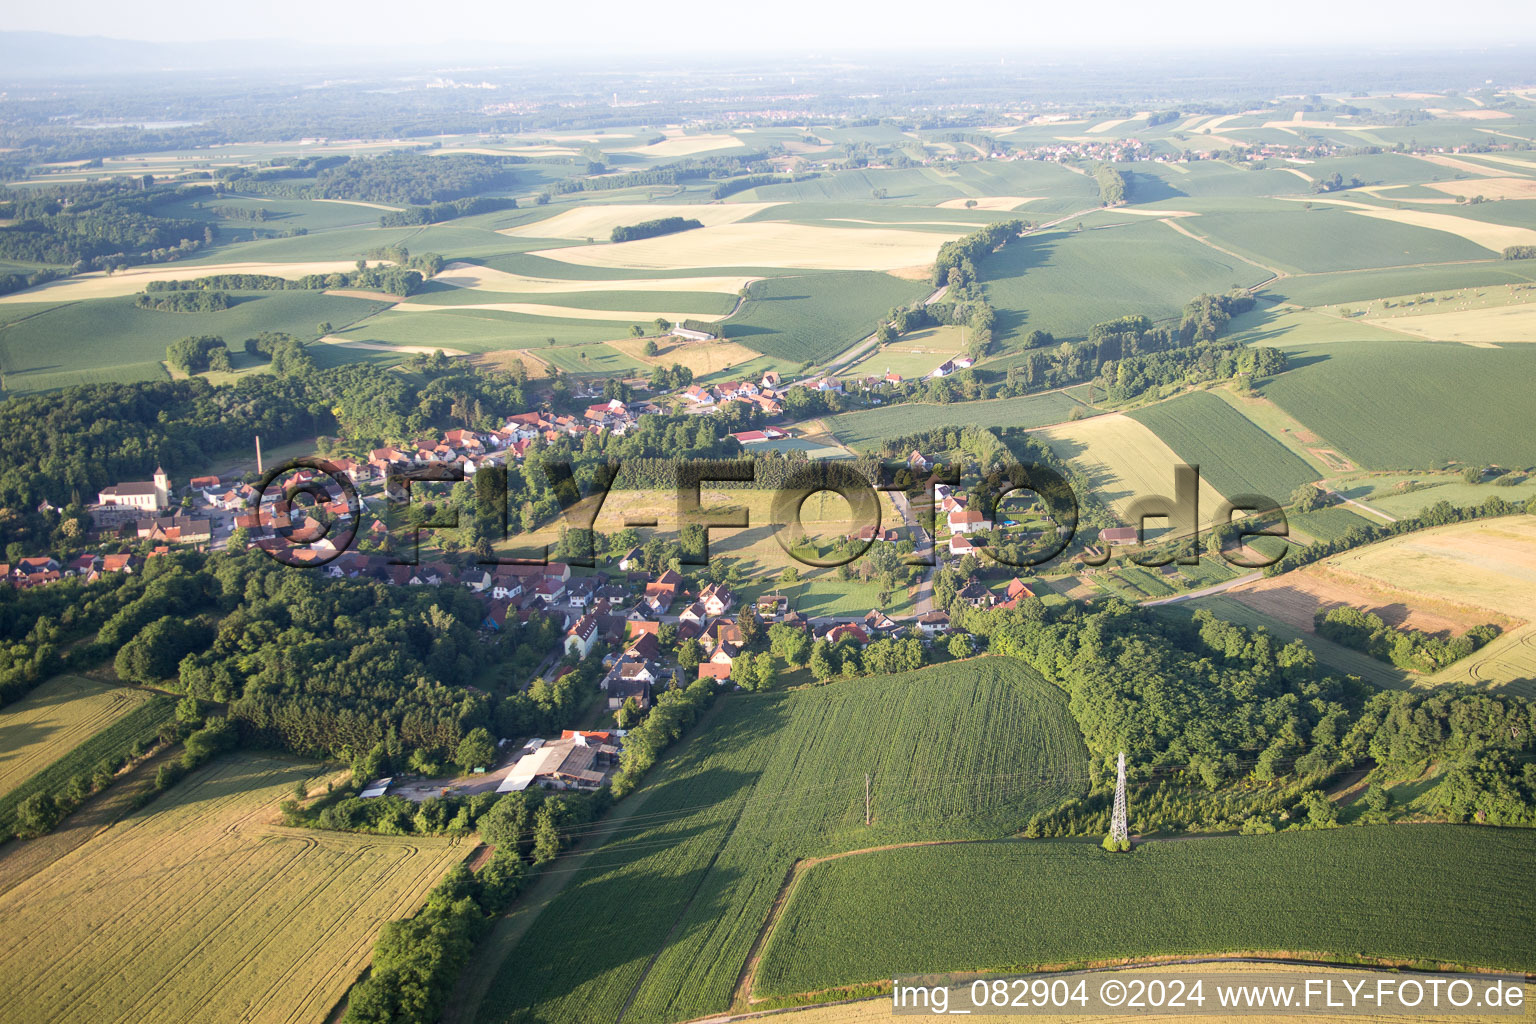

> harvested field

[
  {"left": 1319, "top": 518, "right": 1536, "bottom": 694},
  {"left": 1421, "top": 177, "right": 1536, "bottom": 201},
  {"left": 390, "top": 300, "right": 726, "bottom": 322},
  {"left": 468, "top": 349, "right": 553, "bottom": 378},
  {"left": 312, "top": 198, "right": 405, "bottom": 211},
  {"left": 316, "top": 334, "right": 468, "bottom": 356},
  {"left": 608, "top": 336, "right": 764, "bottom": 375},
  {"left": 529, "top": 222, "right": 966, "bottom": 272},
  {"left": 618, "top": 133, "right": 746, "bottom": 158},
  {"left": 0, "top": 260, "right": 388, "bottom": 305},
  {"left": 1033, "top": 413, "right": 1227, "bottom": 526},
  {"left": 1363, "top": 303, "right": 1536, "bottom": 344},
  {"left": 756, "top": 967, "right": 1536, "bottom": 1024},
  {"left": 935, "top": 196, "right": 1040, "bottom": 210},
  {"left": 1226, "top": 570, "right": 1505, "bottom": 639},
  {"left": 0, "top": 754, "right": 467, "bottom": 1024},
  {"left": 430, "top": 262, "right": 757, "bottom": 295},
  {"left": 500, "top": 202, "right": 779, "bottom": 239}
]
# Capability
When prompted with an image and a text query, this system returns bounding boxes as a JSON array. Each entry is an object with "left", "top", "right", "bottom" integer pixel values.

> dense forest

[
  {"left": 310, "top": 151, "right": 523, "bottom": 206},
  {"left": 0, "top": 179, "right": 211, "bottom": 288}
]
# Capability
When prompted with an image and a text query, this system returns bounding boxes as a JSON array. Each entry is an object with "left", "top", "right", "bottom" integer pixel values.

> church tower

[{"left": 153, "top": 466, "right": 170, "bottom": 509}]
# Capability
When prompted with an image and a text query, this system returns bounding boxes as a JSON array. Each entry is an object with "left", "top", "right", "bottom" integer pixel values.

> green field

[
  {"left": 0, "top": 291, "right": 391, "bottom": 393},
  {"left": 1262, "top": 260, "right": 1536, "bottom": 307},
  {"left": 475, "top": 658, "right": 1088, "bottom": 1024},
  {"left": 1259, "top": 341, "right": 1536, "bottom": 470},
  {"left": 981, "top": 220, "right": 1266, "bottom": 345},
  {"left": 826, "top": 391, "right": 1088, "bottom": 450},
  {"left": 1182, "top": 204, "right": 1490, "bottom": 275},
  {"left": 1128, "top": 390, "right": 1319, "bottom": 502},
  {"left": 1285, "top": 506, "right": 1376, "bottom": 543},
  {"left": 1336, "top": 471, "right": 1536, "bottom": 519},
  {"left": 755, "top": 826, "right": 1536, "bottom": 997},
  {"left": 720, "top": 271, "right": 926, "bottom": 365}
]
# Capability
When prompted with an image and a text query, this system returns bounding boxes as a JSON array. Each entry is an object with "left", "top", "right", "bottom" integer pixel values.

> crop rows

[
  {"left": 0, "top": 754, "right": 466, "bottom": 1024},
  {"left": 827, "top": 392, "right": 1083, "bottom": 450},
  {"left": 756, "top": 826, "right": 1536, "bottom": 997},
  {"left": 1129, "top": 390, "right": 1319, "bottom": 504},
  {"left": 1260, "top": 342, "right": 1536, "bottom": 470},
  {"left": 476, "top": 658, "right": 1088, "bottom": 1024},
  {"left": 0, "top": 688, "right": 175, "bottom": 836}
]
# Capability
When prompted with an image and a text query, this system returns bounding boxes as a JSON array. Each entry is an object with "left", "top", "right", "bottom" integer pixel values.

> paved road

[
  {"left": 888, "top": 490, "right": 936, "bottom": 615},
  {"left": 816, "top": 208, "right": 1102, "bottom": 379},
  {"left": 1141, "top": 571, "right": 1263, "bottom": 606},
  {"left": 1317, "top": 484, "right": 1397, "bottom": 523}
]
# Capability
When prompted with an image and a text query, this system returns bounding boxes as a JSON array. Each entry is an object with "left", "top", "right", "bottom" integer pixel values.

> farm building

[{"left": 497, "top": 732, "right": 619, "bottom": 792}]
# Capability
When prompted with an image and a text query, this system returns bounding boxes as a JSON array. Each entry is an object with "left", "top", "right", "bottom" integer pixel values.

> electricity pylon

[{"left": 1109, "top": 751, "right": 1129, "bottom": 847}]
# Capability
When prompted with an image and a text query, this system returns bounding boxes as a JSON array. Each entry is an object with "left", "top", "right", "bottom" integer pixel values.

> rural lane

[{"left": 1141, "top": 571, "right": 1263, "bottom": 606}]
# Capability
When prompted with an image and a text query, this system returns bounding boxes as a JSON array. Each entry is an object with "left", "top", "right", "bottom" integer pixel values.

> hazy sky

[{"left": 9, "top": 0, "right": 1536, "bottom": 52}]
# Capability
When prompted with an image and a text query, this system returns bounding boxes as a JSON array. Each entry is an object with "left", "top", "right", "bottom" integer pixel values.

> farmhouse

[
  {"left": 97, "top": 466, "right": 170, "bottom": 511},
  {"left": 498, "top": 731, "right": 620, "bottom": 792},
  {"left": 1100, "top": 526, "right": 1140, "bottom": 546}
]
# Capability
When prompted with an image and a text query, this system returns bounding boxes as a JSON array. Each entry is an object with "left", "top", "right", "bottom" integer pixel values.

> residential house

[
  {"left": 916, "top": 610, "right": 951, "bottom": 636},
  {"left": 822, "top": 622, "right": 870, "bottom": 646},
  {"left": 565, "top": 614, "right": 599, "bottom": 658},
  {"left": 948, "top": 508, "right": 991, "bottom": 534},
  {"left": 956, "top": 577, "right": 995, "bottom": 608},
  {"left": 700, "top": 583, "right": 733, "bottom": 617},
  {"left": 950, "top": 534, "right": 979, "bottom": 557}
]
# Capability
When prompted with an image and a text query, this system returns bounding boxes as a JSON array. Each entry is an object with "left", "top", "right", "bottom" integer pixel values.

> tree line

[
  {"left": 136, "top": 290, "right": 232, "bottom": 313},
  {"left": 610, "top": 216, "right": 703, "bottom": 243}
]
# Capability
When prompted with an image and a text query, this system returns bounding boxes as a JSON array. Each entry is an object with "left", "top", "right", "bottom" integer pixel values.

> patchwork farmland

[{"left": 474, "top": 659, "right": 1087, "bottom": 1024}]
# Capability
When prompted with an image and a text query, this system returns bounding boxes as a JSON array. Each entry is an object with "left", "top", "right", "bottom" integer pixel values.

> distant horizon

[
  {"left": 3, "top": 0, "right": 1536, "bottom": 63},
  {"left": 4, "top": 29, "right": 1536, "bottom": 87}
]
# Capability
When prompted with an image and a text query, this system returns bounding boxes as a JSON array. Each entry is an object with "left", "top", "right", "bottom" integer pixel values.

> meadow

[
  {"left": 826, "top": 391, "right": 1086, "bottom": 450},
  {"left": 754, "top": 826, "right": 1536, "bottom": 998},
  {"left": 0, "top": 678, "right": 174, "bottom": 835},
  {"left": 473, "top": 658, "right": 1089, "bottom": 1024},
  {"left": 0, "top": 753, "right": 468, "bottom": 1024},
  {"left": 1335, "top": 471, "right": 1536, "bottom": 520},
  {"left": 842, "top": 324, "right": 966, "bottom": 379},
  {"left": 1258, "top": 341, "right": 1536, "bottom": 470},
  {"left": 1260, "top": 260, "right": 1536, "bottom": 307},
  {"left": 1128, "top": 391, "right": 1319, "bottom": 504}
]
